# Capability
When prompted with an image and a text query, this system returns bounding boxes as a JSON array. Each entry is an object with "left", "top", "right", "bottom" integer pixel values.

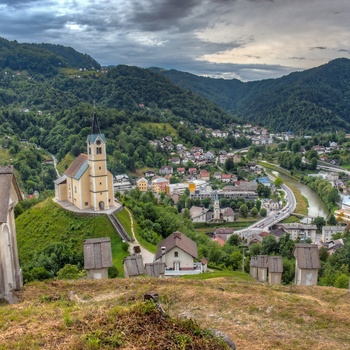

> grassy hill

[
  {"left": 16, "top": 199, "right": 129, "bottom": 280},
  {"left": 2, "top": 274, "right": 350, "bottom": 349}
]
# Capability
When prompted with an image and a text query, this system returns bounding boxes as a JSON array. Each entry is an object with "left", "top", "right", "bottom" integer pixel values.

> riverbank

[
  {"left": 259, "top": 161, "right": 309, "bottom": 216},
  {"left": 259, "top": 162, "right": 329, "bottom": 219}
]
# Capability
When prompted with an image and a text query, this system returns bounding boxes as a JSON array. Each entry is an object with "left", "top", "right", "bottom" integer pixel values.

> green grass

[
  {"left": 142, "top": 122, "right": 178, "bottom": 138},
  {"left": 115, "top": 209, "right": 132, "bottom": 234},
  {"left": 280, "top": 215, "right": 300, "bottom": 223},
  {"left": 16, "top": 198, "right": 129, "bottom": 273},
  {"left": 116, "top": 208, "right": 157, "bottom": 254},
  {"left": 0, "top": 148, "right": 11, "bottom": 164},
  {"left": 181, "top": 270, "right": 254, "bottom": 281},
  {"left": 56, "top": 153, "right": 75, "bottom": 175},
  {"left": 194, "top": 219, "right": 258, "bottom": 233}
]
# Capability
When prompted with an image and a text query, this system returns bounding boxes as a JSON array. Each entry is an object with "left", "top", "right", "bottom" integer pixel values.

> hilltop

[
  {"left": 2, "top": 275, "right": 350, "bottom": 349},
  {"left": 1, "top": 36, "right": 350, "bottom": 133},
  {"left": 0, "top": 37, "right": 100, "bottom": 75},
  {"left": 15, "top": 199, "right": 129, "bottom": 282},
  {"left": 150, "top": 58, "right": 350, "bottom": 133}
]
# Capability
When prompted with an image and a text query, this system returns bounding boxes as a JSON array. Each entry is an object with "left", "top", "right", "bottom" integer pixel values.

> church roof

[
  {"left": 54, "top": 174, "right": 67, "bottom": 185},
  {"left": 87, "top": 133, "right": 106, "bottom": 144},
  {"left": 92, "top": 111, "right": 100, "bottom": 134},
  {"left": 64, "top": 154, "right": 89, "bottom": 180}
]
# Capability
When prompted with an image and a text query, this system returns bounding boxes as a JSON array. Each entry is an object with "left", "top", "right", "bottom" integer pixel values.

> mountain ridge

[{"left": 150, "top": 58, "right": 350, "bottom": 132}]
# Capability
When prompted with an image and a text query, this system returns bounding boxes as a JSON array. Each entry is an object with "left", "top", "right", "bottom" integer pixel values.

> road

[{"left": 236, "top": 180, "right": 297, "bottom": 240}]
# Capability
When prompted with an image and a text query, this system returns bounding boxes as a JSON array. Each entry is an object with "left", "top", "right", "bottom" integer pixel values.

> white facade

[{"left": 162, "top": 247, "right": 195, "bottom": 271}]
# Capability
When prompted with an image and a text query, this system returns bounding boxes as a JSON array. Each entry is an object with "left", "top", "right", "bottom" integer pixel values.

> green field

[{"left": 16, "top": 198, "right": 129, "bottom": 275}]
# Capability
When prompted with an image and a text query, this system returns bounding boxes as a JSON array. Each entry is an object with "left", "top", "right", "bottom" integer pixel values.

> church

[{"left": 54, "top": 112, "right": 114, "bottom": 211}]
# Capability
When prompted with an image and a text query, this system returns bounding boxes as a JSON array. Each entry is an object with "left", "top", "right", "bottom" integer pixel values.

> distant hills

[
  {"left": 0, "top": 37, "right": 100, "bottom": 75},
  {"left": 1, "top": 36, "right": 350, "bottom": 133},
  {"left": 150, "top": 58, "right": 350, "bottom": 133}
]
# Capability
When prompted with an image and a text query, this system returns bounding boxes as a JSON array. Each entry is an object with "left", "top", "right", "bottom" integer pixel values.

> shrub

[
  {"left": 57, "top": 264, "right": 80, "bottom": 280},
  {"left": 334, "top": 274, "right": 349, "bottom": 289},
  {"left": 108, "top": 266, "right": 119, "bottom": 278},
  {"left": 29, "top": 267, "right": 52, "bottom": 281}
]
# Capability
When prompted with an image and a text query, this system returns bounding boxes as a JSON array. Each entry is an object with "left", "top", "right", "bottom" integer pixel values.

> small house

[
  {"left": 221, "top": 207, "right": 235, "bottom": 222},
  {"left": 177, "top": 167, "right": 186, "bottom": 175},
  {"left": 136, "top": 177, "right": 149, "bottom": 192},
  {"left": 293, "top": 244, "right": 321, "bottom": 286},
  {"left": 268, "top": 256, "right": 283, "bottom": 285},
  {"left": 250, "top": 257, "right": 258, "bottom": 279},
  {"left": 221, "top": 174, "right": 232, "bottom": 183},
  {"left": 190, "top": 206, "right": 212, "bottom": 223},
  {"left": 155, "top": 231, "right": 198, "bottom": 273},
  {"left": 145, "top": 262, "right": 166, "bottom": 278},
  {"left": 84, "top": 237, "right": 113, "bottom": 279},
  {"left": 199, "top": 170, "right": 210, "bottom": 181},
  {"left": 160, "top": 166, "right": 173, "bottom": 175},
  {"left": 151, "top": 177, "right": 169, "bottom": 194},
  {"left": 123, "top": 255, "right": 145, "bottom": 278},
  {"left": 257, "top": 255, "right": 269, "bottom": 282}
]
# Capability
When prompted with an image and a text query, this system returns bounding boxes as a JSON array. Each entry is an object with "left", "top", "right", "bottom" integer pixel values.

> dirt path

[{"left": 125, "top": 207, "right": 155, "bottom": 264}]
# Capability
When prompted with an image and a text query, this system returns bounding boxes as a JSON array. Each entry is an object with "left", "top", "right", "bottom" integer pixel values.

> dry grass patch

[{"left": 2, "top": 277, "right": 350, "bottom": 349}]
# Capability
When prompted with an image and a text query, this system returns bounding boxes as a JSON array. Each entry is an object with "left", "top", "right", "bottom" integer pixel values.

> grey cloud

[
  {"left": 128, "top": 0, "right": 202, "bottom": 31},
  {"left": 288, "top": 57, "right": 306, "bottom": 60},
  {"left": 310, "top": 46, "right": 328, "bottom": 50}
]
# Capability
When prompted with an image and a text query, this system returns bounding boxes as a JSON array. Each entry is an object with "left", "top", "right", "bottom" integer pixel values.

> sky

[{"left": 0, "top": 0, "right": 350, "bottom": 81}]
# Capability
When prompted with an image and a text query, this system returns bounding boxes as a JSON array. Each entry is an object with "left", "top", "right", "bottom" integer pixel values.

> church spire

[{"left": 92, "top": 103, "right": 100, "bottom": 135}]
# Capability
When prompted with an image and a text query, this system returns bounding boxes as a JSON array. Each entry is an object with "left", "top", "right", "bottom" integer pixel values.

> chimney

[
  {"left": 161, "top": 246, "right": 166, "bottom": 263},
  {"left": 174, "top": 231, "right": 182, "bottom": 239}
]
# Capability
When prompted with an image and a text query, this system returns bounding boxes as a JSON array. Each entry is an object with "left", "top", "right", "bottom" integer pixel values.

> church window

[
  {"left": 99, "top": 167, "right": 101, "bottom": 170},
  {"left": 97, "top": 147, "right": 102, "bottom": 154},
  {"left": 89, "top": 147, "right": 91, "bottom": 154},
  {"left": 68, "top": 183, "right": 71, "bottom": 190},
  {"left": 85, "top": 202, "right": 88, "bottom": 206},
  {"left": 96, "top": 140, "right": 101, "bottom": 145},
  {"left": 174, "top": 251, "right": 178, "bottom": 258},
  {"left": 74, "top": 186, "right": 77, "bottom": 193},
  {"left": 100, "top": 182, "right": 102, "bottom": 185}
]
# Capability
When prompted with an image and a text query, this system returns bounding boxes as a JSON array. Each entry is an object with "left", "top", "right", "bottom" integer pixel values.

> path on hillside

[
  {"left": 51, "top": 154, "right": 60, "bottom": 178},
  {"left": 125, "top": 207, "right": 155, "bottom": 264}
]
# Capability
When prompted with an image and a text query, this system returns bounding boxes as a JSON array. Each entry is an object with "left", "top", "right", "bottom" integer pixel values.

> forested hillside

[
  {"left": 0, "top": 37, "right": 100, "bottom": 75},
  {"left": 151, "top": 58, "right": 350, "bottom": 133},
  {"left": 0, "top": 41, "right": 249, "bottom": 194}
]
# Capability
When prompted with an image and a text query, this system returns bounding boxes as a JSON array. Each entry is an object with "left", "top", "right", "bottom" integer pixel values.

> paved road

[{"left": 236, "top": 177, "right": 297, "bottom": 239}]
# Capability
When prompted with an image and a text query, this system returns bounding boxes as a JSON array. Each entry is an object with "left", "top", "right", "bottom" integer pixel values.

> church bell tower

[
  {"left": 214, "top": 192, "right": 220, "bottom": 221},
  {"left": 87, "top": 111, "right": 110, "bottom": 211}
]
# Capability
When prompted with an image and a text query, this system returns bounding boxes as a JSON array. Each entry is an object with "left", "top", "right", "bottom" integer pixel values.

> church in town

[{"left": 54, "top": 112, "right": 114, "bottom": 211}]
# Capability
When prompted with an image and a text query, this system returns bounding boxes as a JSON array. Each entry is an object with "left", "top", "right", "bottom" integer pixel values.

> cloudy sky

[{"left": 1, "top": 0, "right": 349, "bottom": 81}]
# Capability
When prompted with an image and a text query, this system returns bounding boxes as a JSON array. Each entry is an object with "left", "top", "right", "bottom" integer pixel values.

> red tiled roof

[{"left": 64, "top": 154, "right": 88, "bottom": 178}]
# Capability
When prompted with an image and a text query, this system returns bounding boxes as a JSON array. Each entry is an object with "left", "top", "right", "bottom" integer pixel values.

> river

[{"left": 272, "top": 171, "right": 329, "bottom": 219}]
